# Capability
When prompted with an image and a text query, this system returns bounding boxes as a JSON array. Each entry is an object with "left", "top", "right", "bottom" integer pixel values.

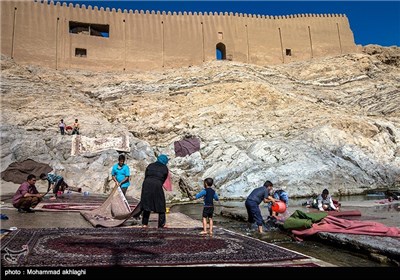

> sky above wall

[{"left": 56, "top": 1, "right": 400, "bottom": 47}]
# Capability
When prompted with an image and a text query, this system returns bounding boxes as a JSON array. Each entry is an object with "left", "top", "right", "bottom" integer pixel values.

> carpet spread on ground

[
  {"left": 35, "top": 192, "right": 138, "bottom": 213},
  {"left": 0, "top": 227, "right": 310, "bottom": 267},
  {"left": 80, "top": 186, "right": 141, "bottom": 227},
  {"left": 37, "top": 203, "right": 137, "bottom": 212},
  {"left": 71, "top": 134, "right": 130, "bottom": 156}
]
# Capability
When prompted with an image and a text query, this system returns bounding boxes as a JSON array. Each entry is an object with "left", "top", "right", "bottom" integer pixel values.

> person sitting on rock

[{"left": 315, "top": 189, "right": 339, "bottom": 212}]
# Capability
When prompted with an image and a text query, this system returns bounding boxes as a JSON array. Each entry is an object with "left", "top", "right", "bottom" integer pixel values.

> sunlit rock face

[{"left": 1, "top": 45, "right": 399, "bottom": 201}]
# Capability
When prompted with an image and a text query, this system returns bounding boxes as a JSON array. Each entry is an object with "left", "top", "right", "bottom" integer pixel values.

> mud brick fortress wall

[{"left": 1, "top": 0, "right": 359, "bottom": 71}]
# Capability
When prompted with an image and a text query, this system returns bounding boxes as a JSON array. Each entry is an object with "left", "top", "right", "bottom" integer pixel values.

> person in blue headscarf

[{"left": 140, "top": 154, "right": 170, "bottom": 228}]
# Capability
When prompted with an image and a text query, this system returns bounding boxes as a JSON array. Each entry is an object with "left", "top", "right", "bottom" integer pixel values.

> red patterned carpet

[
  {"left": 37, "top": 203, "right": 137, "bottom": 211},
  {"left": 35, "top": 193, "right": 138, "bottom": 212},
  {"left": 1, "top": 227, "right": 310, "bottom": 267}
]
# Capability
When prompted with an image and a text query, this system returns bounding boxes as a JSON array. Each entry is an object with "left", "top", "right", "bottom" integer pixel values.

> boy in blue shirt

[
  {"left": 195, "top": 178, "right": 219, "bottom": 235},
  {"left": 111, "top": 154, "right": 131, "bottom": 196}
]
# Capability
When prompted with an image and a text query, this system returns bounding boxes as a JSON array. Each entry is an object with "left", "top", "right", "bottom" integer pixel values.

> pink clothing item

[
  {"left": 163, "top": 171, "right": 172, "bottom": 191},
  {"left": 292, "top": 215, "right": 400, "bottom": 240}
]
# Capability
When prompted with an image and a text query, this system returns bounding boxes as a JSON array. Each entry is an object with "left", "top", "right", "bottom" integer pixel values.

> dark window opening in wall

[
  {"left": 75, "top": 48, "right": 87, "bottom": 57},
  {"left": 216, "top": 43, "right": 226, "bottom": 60},
  {"left": 69, "top": 21, "right": 109, "bottom": 38},
  {"left": 286, "top": 49, "right": 292, "bottom": 56}
]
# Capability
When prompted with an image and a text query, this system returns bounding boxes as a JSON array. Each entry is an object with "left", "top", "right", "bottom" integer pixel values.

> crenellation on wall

[{"left": 1, "top": 1, "right": 358, "bottom": 71}]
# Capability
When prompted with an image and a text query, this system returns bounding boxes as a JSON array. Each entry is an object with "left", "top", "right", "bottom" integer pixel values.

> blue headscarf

[{"left": 157, "top": 154, "right": 169, "bottom": 165}]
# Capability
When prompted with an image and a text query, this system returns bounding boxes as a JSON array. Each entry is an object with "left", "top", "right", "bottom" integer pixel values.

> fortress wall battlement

[
  {"left": 50, "top": 0, "right": 348, "bottom": 19},
  {"left": 1, "top": 0, "right": 358, "bottom": 71}
]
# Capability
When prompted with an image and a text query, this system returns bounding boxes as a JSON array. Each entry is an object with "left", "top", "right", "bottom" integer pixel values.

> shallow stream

[{"left": 170, "top": 194, "right": 398, "bottom": 267}]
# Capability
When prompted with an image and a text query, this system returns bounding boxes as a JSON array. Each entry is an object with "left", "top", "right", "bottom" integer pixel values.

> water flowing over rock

[{"left": 1, "top": 46, "right": 399, "bottom": 202}]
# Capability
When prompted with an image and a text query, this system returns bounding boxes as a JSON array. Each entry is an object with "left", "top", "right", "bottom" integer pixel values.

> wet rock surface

[
  {"left": 216, "top": 198, "right": 400, "bottom": 266},
  {"left": 317, "top": 233, "right": 400, "bottom": 266}
]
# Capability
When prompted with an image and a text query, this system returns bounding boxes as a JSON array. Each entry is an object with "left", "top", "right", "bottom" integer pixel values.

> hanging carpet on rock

[
  {"left": 1, "top": 159, "right": 52, "bottom": 184},
  {"left": 174, "top": 137, "right": 200, "bottom": 157},
  {"left": 71, "top": 134, "right": 130, "bottom": 156}
]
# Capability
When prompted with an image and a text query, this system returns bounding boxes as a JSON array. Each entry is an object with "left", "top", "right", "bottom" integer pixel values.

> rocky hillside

[{"left": 1, "top": 45, "right": 399, "bottom": 202}]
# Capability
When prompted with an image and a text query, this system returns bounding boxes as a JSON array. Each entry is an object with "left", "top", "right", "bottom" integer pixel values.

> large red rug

[
  {"left": 35, "top": 192, "right": 138, "bottom": 213},
  {"left": 37, "top": 203, "right": 137, "bottom": 212},
  {"left": 1, "top": 227, "right": 309, "bottom": 267}
]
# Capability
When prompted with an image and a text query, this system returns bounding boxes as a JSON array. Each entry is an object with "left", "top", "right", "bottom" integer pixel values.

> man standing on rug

[
  {"left": 111, "top": 154, "right": 131, "bottom": 196},
  {"left": 140, "top": 154, "right": 170, "bottom": 228},
  {"left": 12, "top": 174, "right": 44, "bottom": 213},
  {"left": 245, "top": 180, "right": 275, "bottom": 233},
  {"left": 40, "top": 172, "right": 68, "bottom": 200}
]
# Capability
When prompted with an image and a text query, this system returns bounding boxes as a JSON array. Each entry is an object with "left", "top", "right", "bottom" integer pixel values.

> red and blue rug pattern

[{"left": 1, "top": 227, "right": 308, "bottom": 267}]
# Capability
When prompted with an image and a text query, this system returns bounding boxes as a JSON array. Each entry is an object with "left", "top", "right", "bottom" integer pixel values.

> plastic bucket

[{"left": 271, "top": 201, "right": 287, "bottom": 213}]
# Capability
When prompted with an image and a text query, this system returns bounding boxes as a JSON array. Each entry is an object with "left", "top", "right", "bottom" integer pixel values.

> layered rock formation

[{"left": 1, "top": 45, "right": 399, "bottom": 202}]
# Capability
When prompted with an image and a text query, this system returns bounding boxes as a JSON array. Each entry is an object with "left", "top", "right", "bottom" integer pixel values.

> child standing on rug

[{"left": 194, "top": 178, "right": 219, "bottom": 235}]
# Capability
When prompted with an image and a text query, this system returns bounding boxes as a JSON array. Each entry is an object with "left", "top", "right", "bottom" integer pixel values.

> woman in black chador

[{"left": 140, "top": 154, "right": 169, "bottom": 228}]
